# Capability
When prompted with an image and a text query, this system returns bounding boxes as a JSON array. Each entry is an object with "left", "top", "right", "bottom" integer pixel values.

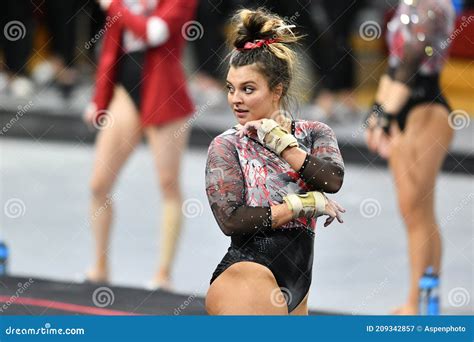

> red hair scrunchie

[{"left": 238, "top": 38, "right": 280, "bottom": 51}]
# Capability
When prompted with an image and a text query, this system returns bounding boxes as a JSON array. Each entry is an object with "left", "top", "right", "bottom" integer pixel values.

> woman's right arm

[
  {"left": 205, "top": 137, "right": 343, "bottom": 236},
  {"left": 206, "top": 137, "right": 278, "bottom": 236}
]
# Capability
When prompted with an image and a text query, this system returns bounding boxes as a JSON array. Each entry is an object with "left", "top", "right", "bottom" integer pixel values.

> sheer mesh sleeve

[
  {"left": 298, "top": 122, "right": 344, "bottom": 193},
  {"left": 205, "top": 136, "right": 272, "bottom": 236}
]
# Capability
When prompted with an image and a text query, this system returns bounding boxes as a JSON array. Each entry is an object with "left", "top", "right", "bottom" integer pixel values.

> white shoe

[{"left": 145, "top": 279, "right": 173, "bottom": 292}]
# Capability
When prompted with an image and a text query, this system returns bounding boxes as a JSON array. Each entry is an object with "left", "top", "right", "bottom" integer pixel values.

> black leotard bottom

[
  {"left": 393, "top": 72, "right": 451, "bottom": 131},
  {"left": 210, "top": 227, "right": 314, "bottom": 313},
  {"left": 116, "top": 51, "right": 145, "bottom": 110}
]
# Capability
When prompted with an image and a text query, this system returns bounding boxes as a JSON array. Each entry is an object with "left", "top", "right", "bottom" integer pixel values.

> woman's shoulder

[
  {"left": 293, "top": 119, "right": 334, "bottom": 133},
  {"left": 209, "top": 127, "right": 239, "bottom": 149}
]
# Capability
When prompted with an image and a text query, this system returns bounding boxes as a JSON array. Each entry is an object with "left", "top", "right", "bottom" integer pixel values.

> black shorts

[
  {"left": 392, "top": 72, "right": 451, "bottom": 131},
  {"left": 210, "top": 228, "right": 315, "bottom": 313},
  {"left": 116, "top": 51, "right": 145, "bottom": 110}
]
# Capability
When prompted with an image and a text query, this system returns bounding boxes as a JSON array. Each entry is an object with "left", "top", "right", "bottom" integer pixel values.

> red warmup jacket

[{"left": 92, "top": 0, "right": 196, "bottom": 126}]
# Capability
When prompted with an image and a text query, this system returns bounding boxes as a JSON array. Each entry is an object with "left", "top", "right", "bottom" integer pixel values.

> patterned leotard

[{"left": 206, "top": 119, "right": 344, "bottom": 312}]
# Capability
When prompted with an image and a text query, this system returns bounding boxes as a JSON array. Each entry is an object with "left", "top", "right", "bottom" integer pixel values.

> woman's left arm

[
  {"left": 281, "top": 123, "right": 344, "bottom": 193},
  {"left": 237, "top": 120, "right": 344, "bottom": 193}
]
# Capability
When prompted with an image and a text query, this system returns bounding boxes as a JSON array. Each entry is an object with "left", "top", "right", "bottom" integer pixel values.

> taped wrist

[
  {"left": 283, "top": 191, "right": 326, "bottom": 219},
  {"left": 366, "top": 102, "right": 396, "bottom": 135},
  {"left": 377, "top": 108, "right": 396, "bottom": 135},
  {"left": 257, "top": 119, "right": 298, "bottom": 156}
]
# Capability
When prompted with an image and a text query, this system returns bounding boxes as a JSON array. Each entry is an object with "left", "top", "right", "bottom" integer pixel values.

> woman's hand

[
  {"left": 322, "top": 195, "right": 346, "bottom": 227},
  {"left": 364, "top": 113, "right": 378, "bottom": 153},
  {"left": 283, "top": 191, "right": 346, "bottom": 227},
  {"left": 365, "top": 120, "right": 401, "bottom": 160},
  {"left": 235, "top": 120, "right": 262, "bottom": 138}
]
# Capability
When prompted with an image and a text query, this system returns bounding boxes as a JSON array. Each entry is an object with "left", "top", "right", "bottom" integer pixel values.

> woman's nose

[{"left": 231, "top": 91, "right": 243, "bottom": 104}]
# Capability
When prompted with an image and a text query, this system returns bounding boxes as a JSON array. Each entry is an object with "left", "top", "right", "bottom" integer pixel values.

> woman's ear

[{"left": 273, "top": 83, "right": 283, "bottom": 101}]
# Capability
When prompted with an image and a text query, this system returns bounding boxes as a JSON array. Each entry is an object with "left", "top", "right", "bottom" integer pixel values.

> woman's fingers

[
  {"left": 377, "top": 133, "right": 391, "bottom": 159},
  {"left": 324, "top": 216, "right": 335, "bottom": 227},
  {"left": 367, "top": 128, "right": 378, "bottom": 152},
  {"left": 337, "top": 205, "right": 346, "bottom": 213},
  {"left": 365, "top": 130, "right": 372, "bottom": 149},
  {"left": 235, "top": 120, "right": 263, "bottom": 139},
  {"left": 331, "top": 199, "right": 346, "bottom": 213},
  {"left": 326, "top": 205, "right": 336, "bottom": 218},
  {"left": 323, "top": 198, "right": 344, "bottom": 225}
]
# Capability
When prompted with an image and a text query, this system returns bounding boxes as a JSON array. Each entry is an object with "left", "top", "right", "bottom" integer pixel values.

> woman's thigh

[
  {"left": 390, "top": 104, "right": 453, "bottom": 203},
  {"left": 90, "top": 86, "right": 143, "bottom": 193},
  {"left": 145, "top": 118, "right": 190, "bottom": 189},
  {"left": 206, "top": 261, "right": 289, "bottom": 315}
]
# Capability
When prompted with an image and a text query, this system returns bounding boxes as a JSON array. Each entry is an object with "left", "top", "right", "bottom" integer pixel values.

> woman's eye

[
  {"left": 226, "top": 86, "right": 234, "bottom": 93},
  {"left": 244, "top": 87, "right": 254, "bottom": 94}
]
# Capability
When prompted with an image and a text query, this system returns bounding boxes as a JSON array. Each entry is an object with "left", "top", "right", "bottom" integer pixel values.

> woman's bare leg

[
  {"left": 145, "top": 117, "right": 191, "bottom": 287},
  {"left": 389, "top": 104, "right": 453, "bottom": 314},
  {"left": 87, "top": 86, "right": 143, "bottom": 282},
  {"left": 206, "top": 262, "right": 289, "bottom": 315}
]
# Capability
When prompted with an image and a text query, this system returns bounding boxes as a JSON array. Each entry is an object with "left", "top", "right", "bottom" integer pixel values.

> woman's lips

[{"left": 234, "top": 109, "right": 249, "bottom": 118}]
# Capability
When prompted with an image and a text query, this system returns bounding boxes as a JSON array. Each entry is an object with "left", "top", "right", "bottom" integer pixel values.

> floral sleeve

[{"left": 205, "top": 135, "right": 272, "bottom": 236}]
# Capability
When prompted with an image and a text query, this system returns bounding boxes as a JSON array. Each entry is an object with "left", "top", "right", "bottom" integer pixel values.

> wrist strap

[
  {"left": 283, "top": 192, "right": 326, "bottom": 219},
  {"left": 257, "top": 119, "right": 298, "bottom": 155},
  {"left": 366, "top": 102, "right": 396, "bottom": 135}
]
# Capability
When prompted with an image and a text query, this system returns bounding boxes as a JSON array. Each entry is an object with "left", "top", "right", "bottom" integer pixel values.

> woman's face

[{"left": 226, "top": 64, "right": 281, "bottom": 125}]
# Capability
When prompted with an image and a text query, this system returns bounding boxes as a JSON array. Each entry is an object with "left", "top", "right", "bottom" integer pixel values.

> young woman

[
  {"left": 365, "top": 0, "right": 456, "bottom": 314},
  {"left": 82, "top": 0, "right": 197, "bottom": 289},
  {"left": 205, "top": 9, "right": 346, "bottom": 315}
]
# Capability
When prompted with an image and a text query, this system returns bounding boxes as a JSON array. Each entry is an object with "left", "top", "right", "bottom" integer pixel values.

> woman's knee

[
  {"left": 159, "top": 173, "right": 181, "bottom": 197},
  {"left": 398, "top": 189, "right": 434, "bottom": 226},
  {"left": 89, "top": 175, "right": 114, "bottom": 199}
]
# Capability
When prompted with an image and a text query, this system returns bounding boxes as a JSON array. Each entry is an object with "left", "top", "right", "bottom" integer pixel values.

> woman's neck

[{"left": 272, "top": 113, "right": 292, "bottom": 133}]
